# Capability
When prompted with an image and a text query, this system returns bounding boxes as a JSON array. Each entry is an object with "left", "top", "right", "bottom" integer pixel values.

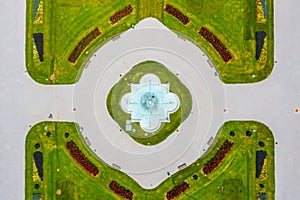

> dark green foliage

[
  {"left": 258, "top": 141, "right": 265, "bottom": 147},
  {"left": 246, "top": 130, "right": 252, "bottom": 137},
  {"left": 34, "top": 143, "right": 40, "bottom": 149},
  {"left": 46, "top": 132, "right": 51, "bottom": 137}
]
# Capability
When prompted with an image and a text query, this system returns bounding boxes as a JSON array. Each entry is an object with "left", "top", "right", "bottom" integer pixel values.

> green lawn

[
  {"left": 106, "top": 61, "right": 192, "bottom": 145},
  {"left": 26, "top": 0, "right": 274, "bottom": 84},
  {"left": 25, "top": 121, "right": 275, "bottom": 199}
]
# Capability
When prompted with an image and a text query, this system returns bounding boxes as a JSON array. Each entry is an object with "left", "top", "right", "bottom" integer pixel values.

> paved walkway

[
  {"left": 73, "top": 19, "right": 225, "bottom": 188},
  {"left": 0, "top": 3, "right": 300, "bottom": 199}
]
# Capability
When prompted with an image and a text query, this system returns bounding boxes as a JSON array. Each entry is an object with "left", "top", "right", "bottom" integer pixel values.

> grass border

[{"left": 25, "top": 120, "right": 275, "bottom": 199}]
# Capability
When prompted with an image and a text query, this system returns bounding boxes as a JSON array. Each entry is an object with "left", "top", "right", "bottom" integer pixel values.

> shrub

[
  {"left": 246, "top": 130, "right": 252, "bottom": 137},
  {"left": 193, "top": 174, "right": 198, "bottom": 180},
  {"left": 34, "top": 143, "right": 40, "bottom": 149},
  {"left": 258, "top": 141, "right": 265, "bottom": 147}
]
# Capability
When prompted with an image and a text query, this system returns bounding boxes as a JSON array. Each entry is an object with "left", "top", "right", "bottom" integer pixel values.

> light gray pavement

[
  {"left": 73, "top": 20, "right": 225, "bottom": 188},
  {"left": 0, "top": 0, "right": 300, "bottom": 199}
]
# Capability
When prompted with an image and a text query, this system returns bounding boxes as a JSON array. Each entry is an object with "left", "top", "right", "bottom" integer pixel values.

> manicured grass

[
  {"left": 25, "top": 121, "right": 275, "bottom": 199},
  {"left": 106, "top": 61, "right": 192, "bottom": 145},
  {"left": 26, "top": 0, "right": 274, "bottom": 84}
]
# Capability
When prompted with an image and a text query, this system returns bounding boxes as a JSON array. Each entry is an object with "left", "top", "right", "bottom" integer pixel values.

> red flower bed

[
  {"left": 166, "top": 182, "right": 190, "bottom": 200},
  {"left": 164, "top": 4, "right": 190, "bottom": 25},
  {"left": 202, "top": 140, "right": 234, "bottom": 175},
  {"left": 110, "top": 5, "right": 133, "bottom": 24},
  {"left": 66, "top": 140, "right": 99, "bottom": 176},
  {"left": 198, "top": 27, "right": 232, "bottom": 62},
  {"left": 109, "top": 181, "right": 133, "bottom": 200},
  {"left": 68, "top": 27, "right": 101, "bottom": 63}
]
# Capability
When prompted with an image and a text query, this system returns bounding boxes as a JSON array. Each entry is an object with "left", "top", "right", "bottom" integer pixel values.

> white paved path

[
  {"left": 73, "top": 19, "right": 225, "bottom": 188},
  {"left": 0, "top": 1, "right": 300, "bottom": 199}
]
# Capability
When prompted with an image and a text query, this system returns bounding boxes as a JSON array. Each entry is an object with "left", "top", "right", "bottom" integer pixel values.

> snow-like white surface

[{"left": 0, "top": 1, "right": 300, "bottom": 199}]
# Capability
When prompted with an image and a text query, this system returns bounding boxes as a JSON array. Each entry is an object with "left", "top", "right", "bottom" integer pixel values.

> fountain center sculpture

[{"left": 120, "top": 74, "right": 180, "bottom": 132}]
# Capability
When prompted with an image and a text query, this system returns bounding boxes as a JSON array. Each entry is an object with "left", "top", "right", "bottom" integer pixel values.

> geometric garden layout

[{"left": 26, "top": 0, "right": 274, "bottom": 199}]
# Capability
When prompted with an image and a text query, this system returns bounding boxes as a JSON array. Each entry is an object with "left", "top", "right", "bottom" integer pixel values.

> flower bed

[
  {"left": 33, "top": 0, "right": 40, "bottom": 21},
  {"left": 110, "top": 5, "right": 133, "bottom": 25},
  {"left": 33, "top": 0, "right": 43, "bottom": 24},
  {"left": 202, "top": 140, "right": 234, "bottom": 174},
  {"left": 256, "top": 0, "right": 267, "bottom": 23},
  {"left": 258, "top": 36, "right": 268, "bottom": 63},
  {"left": 32, "top": 40, "right": 39, "bottom": 62},
  {"left": 164, "top": 4, "right": 190, "bottom": 25},
  {"left": 109, "top": 181, "right": 133, "bottom": 200},
  {"left": 261, "top": 0, "right": 267, "bottom": 17},
  {"left": 32, "top": 193, "right": 42, "bottom": 200},
  {"left": 32, "top": 160, "right": 41, "bottom": 182},
  {"left": 255, "top": 31, "right": 267, "bottom": 60},
  {"left": 33, "top": 151, "right": 43, "bottom": 180},
  {"left": 33, "top": 33, "right": 44, "bottom": 62},
  {"left": 166, "top": 182, "right": 190, "bottom": 200},
  {"left": 259, "top": 158, "right": 268, "bottom": 181},
  {"left": 198, "top": 27, "right": 232, "bottom": 62},
  {"left": 256, "top": 150, "right": 267, "bottom": 178},
  {"left": 66, "top": 140, "right": 99, "bottom": 176},
  {"left": 257, "top": 192, "right": 268, "bottom": 200},
  {"left": 68, "top": 28, "right": 101, "bottom": 63}
]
